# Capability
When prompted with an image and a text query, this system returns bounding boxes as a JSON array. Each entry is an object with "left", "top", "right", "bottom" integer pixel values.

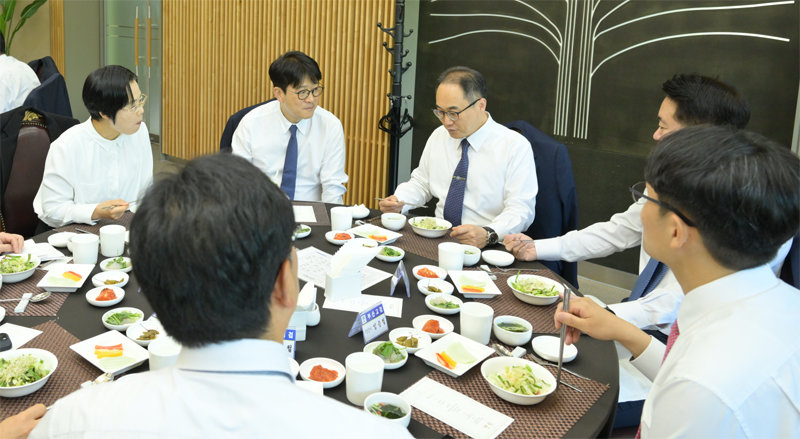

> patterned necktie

[
  {"left": 636, "top": 320, "right": 679, "bottom": 438},
  {"left": 443, "top": 139, "right": 470, "bottom": 226},
  {"left": 280, "top": 125, "right": 298, "bottom": 199},
  {"left": 627, "top": 259, "right": 667, "bottom": 301}
]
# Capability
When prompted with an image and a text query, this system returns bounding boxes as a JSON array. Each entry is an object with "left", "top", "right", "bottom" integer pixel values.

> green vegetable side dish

[
  {"left": 413, "top": 217, "right": 446, "bottom": 230},
  {"left": 368, "top": 402, "right": 406, "bottom": 419},
  {"left": 431, "top": 299, "right": 460, "bottom": 309},
  {"left": 496, "top": 322, "right": 528, "bottom": 333},
  {"left": 511, "top": 272, "right": 559, "bottom": 297},
  {"left": 294, "top": 225, "right": 311, "bottom": 234},
  {"left": 380, "top": 247, "right": 402, "bottom": 257},
  {"left": 0, "top": 254, "right": 35, "bottom": 274},
  {"left": 464, "top": 249, "right": 477, "bottom": 255},
  {"left": 372, "top": 341, "right": 405, "bottom": 363},
  {"left": 105, "top": 311, "right": 142, "bottom": 326},
  {"left": 105, "top": 257, "right": 129, "bottom": 270},
  {"left": 0, "top": 355, "right": 50, "bottom": 387},
  {"left": 490, "top": 364, "right": 550, "bottom": 396}
]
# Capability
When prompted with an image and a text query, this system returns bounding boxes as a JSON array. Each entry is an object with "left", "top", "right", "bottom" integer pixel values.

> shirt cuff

[
  {"left": 533, "top": 237, "right": 563, "bottom": 261},
  {"left": 73, "top": 204, "right": 99, "bottom": 225},
  {"left": 630, "top": 336, "right": 665, "bottom": 382}
]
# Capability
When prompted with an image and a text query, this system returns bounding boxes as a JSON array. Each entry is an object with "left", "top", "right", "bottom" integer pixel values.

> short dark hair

[
  {"left": 645, "top": 126, "right": 800, "bottom": 270},
  {"left": 269, "top": 51, "right": 322, "bottom": 91},
  {"left": 129, "top": 154, "right": 295, "bottom": 347},
  {"left": 82, "top": 65, "right": 138, "bottom": 122},
  {"left": 662, "top": 74, "right": 750, "bottom": 129},
  {"left": 437, "top": 66, "right": 487, "bottom": 101}
]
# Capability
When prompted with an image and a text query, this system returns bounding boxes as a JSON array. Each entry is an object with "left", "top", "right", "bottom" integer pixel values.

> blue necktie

[
  {"left": 443, "top": 139, "right": 470, "bottom": 226},
  {"left": 627, "top": 258, "right": 668, "bottom": 301},
  {"left": 280, "top": 125, "right": 298, "bottom": 199}
]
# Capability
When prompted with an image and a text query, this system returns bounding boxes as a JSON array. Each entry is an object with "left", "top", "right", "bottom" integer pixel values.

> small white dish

[
  {"left": 350, "top": 204, "right": 370, "bottom": 219},
  {"left": 416, "top": 278, "right": 454, "bottom": 296},
  {"left": 364, "top": 341, "right": 408, "bottom": 370},
  {"left": 408, "top": 217, "right": 452, "bottom": 238},
  {"left": 481, "top": 356, "right": 556, "bottom": 405},
  {"left": 389, "top": 327, "right": 431, "bottom": 354},
  {"left": 411, "top": 265, "right": 447, "bottom": 281},
  {"left": 493, "top": 315, "right": 533, "bottom": 346},
  {"left": 380, "top": 213, "right": 407, "bottom": 231},
  {"left": 425, "top": 293, "right": 462, "bottom": 315},
  {"left": 125, "top": 319, "right": 164, "bottom": 347},
  {"left": 325, "top": 231, "right": 354, "bottom": 245},
  {"left": 101, "top": 307, "right": 144, "bottom": 331},
  {"left": 507, "top": 274, "right": 563, "bottom": 306},
  {"left": 294, "top": 224, "right": 311, "bottom": 239},
  {"left": 299, "top": 357, "right": 346, "bottom": 389},
  {"left": 47, "top": 231, "right": 77, "bottom": 248},
  {"left": 482, "top": 250, "right": 515, "bottom": 267},
  {"left": 448, "top": 270, "right": 502, "bottom": 299},
  {"left": 0, "top": 348, "right": 58, "bottom": 397},
  {"left": 0, "top": 254, "right": 41, "bottom": 283},
  {"left": 91, "top": 271, "right": 130, "bottom": 288},
  {"left": 412, "top": 314, "right": 454, "bottom": 340},
  {"left": 70, "top": 330, "right": 148, "bottom": 375},
  {"left": 462, "top": 245, "right": 481, "bottom": 266},
  {"left": 375, "top": 245, "right": 405, "bottom": 263},
  {"left": 531, "top": 335, "right": 578, "bottom": 363},
  {"left": 346, "top": 224, "right": 402, "bottom": 245},
  {"left": 364, "top": 392, "right": 412, "bottom": 428},
  {"left": 100, "top": 257, "right": 132, "bottom": 273},
  {"left": 36, "top": 263, "right": 94, "bottom": 293},
  {"left": 414, "top": 332, "right": 495, "bottom": 378},
  {"left": 85, "top": 286, "right": 125, "bottom": 307}
]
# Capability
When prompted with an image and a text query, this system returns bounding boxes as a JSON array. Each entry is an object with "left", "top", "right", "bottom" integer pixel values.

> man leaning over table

[
  {"left": 32, "top": 65, "right": 153, "bottom": 230},
  {"left": 0, "top": 154, "right": 412, "bottom": 438},
  {"left": 380, "top": 66, "right": 537, "bottom": 248},
  {"left": 232, "top": 51, "right": 348, "bottom": 203},
  {"left": 554, "top": 126, "right": 800, "bottom": 437}
]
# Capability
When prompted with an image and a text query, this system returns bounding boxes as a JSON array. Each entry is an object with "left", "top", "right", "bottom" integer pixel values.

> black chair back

[{"left": 219, "top": 98, "right": 276, "bottom": 152}]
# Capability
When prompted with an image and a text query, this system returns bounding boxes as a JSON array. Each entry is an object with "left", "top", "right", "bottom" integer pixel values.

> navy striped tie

[{"left": 443, "top": 139, "right": 470, "bottom": 226}]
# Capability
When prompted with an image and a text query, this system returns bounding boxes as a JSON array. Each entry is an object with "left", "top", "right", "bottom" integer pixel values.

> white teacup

[
  {"left": 345, "top": 352, "right": 384, "bottom": 406},
  {"left": 100, "top": 225, "right": 126, "bottom": 257},
  {"left": 148, "top": 336, "right": 182, "bottom": 370},
  {"left": 438, "top": 242, "right": 464, "bottom": 271},
  {"left": 68, "top": 234, "right": 99, "bottom": 265},
  {"left": 330, "top": 206, "right": 353, "bottom": 232}
]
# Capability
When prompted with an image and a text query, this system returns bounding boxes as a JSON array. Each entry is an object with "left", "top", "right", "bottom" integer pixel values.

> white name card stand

[{"left": 289, "top": 283, "right": 317, "bottom": 341}]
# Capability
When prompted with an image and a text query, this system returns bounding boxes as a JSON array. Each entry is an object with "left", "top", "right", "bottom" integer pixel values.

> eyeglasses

[
  {"left": 630, "top": 181, "right": 696, "bottom": 227},
  {"left": 290, "top": 86, "right": 324, "bottom": 100},
  {"left": 432, "top": 98, "right": 481, "bottom": 122},
  {"left": 124, "top": 94, "right": 148, "bottom": 112}
]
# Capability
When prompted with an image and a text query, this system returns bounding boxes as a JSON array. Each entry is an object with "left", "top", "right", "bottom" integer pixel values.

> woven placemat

[
  {"left": 410, "top": 354, "right": 610, "bottom": 438},
  {"left": 0, "top": 271, "right": 69, "bottom": 317},
  {"left": 472, "top": 270, "right": 562, "bottom": 335},
  {"left": 364, "top": 217, "right": 459, "bottom": 260},
  {"left": 293, "top": 201, "right": 330, "bottom": 226},
  {"left": 55, "top": 211, "right": 134, "bottom": 235},
  {"left": 0, "top": 321, "right": 97, "bottom": 418}
]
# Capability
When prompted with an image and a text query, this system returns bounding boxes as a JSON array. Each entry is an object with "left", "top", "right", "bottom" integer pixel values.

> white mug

[
  {"left": 460, "top": 302, "right": 494, "bottom": 345},
  {"left": 99, "top": 225, "right": 126, "bottom": 257},
  {"left": 345, "top": 352, "right": 384, "bottom": 406},
  {"left": 438, "top": 242, "right": 464, "bottom": 271},
  {"left": 148, "top": 336, "right": 182, "bottom": 370},
  {"left": 330, "top": 206, "right": 353, "bottom": 232},
  {"left": 68, "top": 234, "right": 99, "bottom": 265}
]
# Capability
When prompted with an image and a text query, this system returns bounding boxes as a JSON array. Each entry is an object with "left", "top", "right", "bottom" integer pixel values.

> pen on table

[{"left": 374, "top": 197, "right": 427, "bottom": 209}]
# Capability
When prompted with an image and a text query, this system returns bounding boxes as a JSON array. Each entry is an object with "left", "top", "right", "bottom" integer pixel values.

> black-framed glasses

[
  {"left": 432, "top": 97, "right": 481, "bottom": 122},
  {"left": 290, "top": 86, "right": 324, "bottom": 100},
  {"left": 629, "top": 181, "right": 696, "bottom": 227}
]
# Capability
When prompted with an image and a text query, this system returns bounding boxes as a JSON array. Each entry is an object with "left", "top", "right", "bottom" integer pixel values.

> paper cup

[
  {"left": 148, "top": 336, "right": 182, "bottom": 370},
  {"left": 460, "top": 302, "right": 494, "bottom": 345},
  {"left": 438, "top": 242, "right": 464, "bottom": 271},
  {"left": 69, "top": 234, "right": 99, "bottom": 265},
  {"left": 100, "top": 225, "right": 126, "bottom": 257},
  {"left": 330, "top": 206, "right": 353, "bottom": 232},
  {"left": 345, "top": 352, "right": 384, "bottom": 406}
]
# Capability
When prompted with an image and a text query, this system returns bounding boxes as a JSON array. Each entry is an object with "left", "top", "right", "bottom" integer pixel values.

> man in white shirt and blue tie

[
  {"left": 380, "top": 66, "right": 537, "bottom": 248},
  {"left": 232, "top": 51, "right": 348, "bottom": 203}
]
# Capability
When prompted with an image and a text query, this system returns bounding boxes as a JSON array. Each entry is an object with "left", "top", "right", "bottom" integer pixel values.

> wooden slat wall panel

[
  {"left": 162, "top": 0, "right": 394, "bottom": 206},
  {"left": 49, "top": 0, "right": 66, "bottom": 76}
]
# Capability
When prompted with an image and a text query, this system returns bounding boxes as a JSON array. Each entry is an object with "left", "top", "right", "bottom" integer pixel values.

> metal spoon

[{"left": 0, "top": 291, "right": 51, "bottom": 303}]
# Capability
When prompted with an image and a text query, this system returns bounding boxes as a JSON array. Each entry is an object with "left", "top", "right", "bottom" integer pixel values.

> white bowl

[
  {"left": 350, "top": 204, "right": 370, "bottom": 219},
  {"left": 380, "top": 213, "right": 407, "bottom": 231},
  {"left": 47, "top": 231, "right": 76, "bottom": 248},
  {"left": 409, "top": 217, "right": 452, "bottom": 238},
  {"left": 0, "top": 254, "right": 41, "bottom": 283},
  {"left": 92, "top": 271, "right": 130, "bottom": 288},
  {"left": 0, "top": 348, "right": 58, "bottom": 397},
  {"left": 425, "top": 293, "right": 462, "bottom": 315},
  {"left": 102, "top": 307, "right": 144, "bottom": 331},
  {"left": 493, "top": 315, "right": 533, "bottom": 346},
  {"left": 364, "top": 341, "right": 408, "bottom": 370},
  {"left": 364, "top": 392, "right": 412, "bottom": 428},
  {"left": 412, "top": 265, "right": 447, "bottom": 281},
  {"left": 416, "top": 278, "right": 454, "bottom": 296},
  {"left": 85, "top": 286, "right": 125, "bottom": 307},
  {"left": 325, "top": 231, "right": 354, "bottom": 245},
  {"left": 482, "top": 250, "right": 514, "bottom": 267},
  {"left": 376, "top": 245, "right": 405, "bottom": 263},
  {"left": 125, "top": 320, "right": 163, "bottom": 347},
  {"left": 531, "top": 335, "right": 578, "bottom": 363},
  {"left": 294, "top": 224, "right": 311, "bottom": 239},
  {"left": 299, "top": 357, "right": 346, "bottom": 389},
  {"left": 352, "top": 237, "right": 379, "bottom": 248},
  {"left": 389, "top": 327, "right": 431, "bottom": 354},
  {"left": 462, "top": 245, "right": 481, "bottom": 266},
  {"left": 100, "top": 257, "right": 133, "bottom": 273},
  {"left": 507, "top": 274, "right": 563, "bottom": 306},
  {"left": 480, "top": 356, "right": 556, "bottom": 405},
  {"left": 412, "top": 314, "right": 454, "bottom": 340}
]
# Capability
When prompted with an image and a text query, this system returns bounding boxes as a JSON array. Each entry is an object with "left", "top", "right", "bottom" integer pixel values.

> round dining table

[{"left": 3, "top": 205, "right": 619, "bottom": 437}]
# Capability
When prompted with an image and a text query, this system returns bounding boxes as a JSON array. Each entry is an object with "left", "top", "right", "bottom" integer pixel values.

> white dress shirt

[
  {"left": 393, "top": 114, "right": 537, "bottom": 239},
  {"left": 0, "top": 53, "right": 40, "bottom": 113},
  {"left": 33, "top": 119, "right": 153, "bottom": 227},
  {"left": 31, "top": 339, "right": 412, "bottom": 438},
  {"left": 231, "top": 100, "right": 348, "bottom": 203},
  {"left": 631, "top": 265, "right": 800, "bottom": 438}
]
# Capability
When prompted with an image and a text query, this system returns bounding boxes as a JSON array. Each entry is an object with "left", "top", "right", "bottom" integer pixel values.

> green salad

[
  {"left": 490, "top": 364, "right": 550, "bottom": 396},
  {"left": 0, "top": 355, "right": 50, "bottom": 387},
  {"left": 105, "top": 311, "right": 141, "bottom": 326},
  {"left": 431, "top": 298, "right": 459, "bottom": 309},
  {"left": 510, "top": 273, "right": 559, "bottom": 297},
  {"left": 0, "top": 254, "right": 35, "bottom": 274},
  {"left": 372, "top": 341, "right": 405, "bottom": 363},
  {"left": 414, "top": 217, "right": 446, "bottom": 230},
  {"left": 380, "top": 247, "right": 402, "bottom": 257},
  {"left": 105, "top": 257, "right": 129, "bottom": 270},
  {"left": 294, "top": 225, "right": 310, "bottom": 234}
]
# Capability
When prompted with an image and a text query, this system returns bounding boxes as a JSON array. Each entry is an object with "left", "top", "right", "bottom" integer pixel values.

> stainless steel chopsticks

[{"left": 556, "top": 287, "right": 571, "bottom": 390}]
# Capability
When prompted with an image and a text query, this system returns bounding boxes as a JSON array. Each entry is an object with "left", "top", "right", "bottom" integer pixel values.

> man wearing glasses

[
  {"left": 232, "top": 51, "right": 348, "bottom": 204},
  {"left": 33, "top": 65, "right": 153, "bottom": 228},
  {"left": 380, "top": 66, "right": 537, "bottom": 248}
]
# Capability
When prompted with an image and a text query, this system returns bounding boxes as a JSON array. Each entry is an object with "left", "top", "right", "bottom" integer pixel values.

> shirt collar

[
  {"left": 175, "top": 339, "right": 293, "bottom": 378},
  {"left": 277, "top": 106, "right": 311, "bottom": 135},
  {"left": 462, "top": 112, "right": 494, "bottom": 152}
]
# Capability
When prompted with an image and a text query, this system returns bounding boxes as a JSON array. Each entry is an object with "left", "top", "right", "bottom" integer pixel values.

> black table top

[{"left": 11, "top": 209, "right": 618, "bottom": 437}]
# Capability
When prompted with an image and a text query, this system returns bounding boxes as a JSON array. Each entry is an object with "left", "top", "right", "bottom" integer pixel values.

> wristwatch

[{"left": 483, "top": 226, "right": 498, "bottom": 246}]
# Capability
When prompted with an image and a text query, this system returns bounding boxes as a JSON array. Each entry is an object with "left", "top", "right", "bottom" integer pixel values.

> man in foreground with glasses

[
  {"left": 232, "top": 51, "right": 348, "bottom": 203},
  {"left": 380, "top": 66, "right": 537, "bottom": 248},
  {"left": 33, "top": 65, "right": 153, "bottom": 229},
  {"left": 554, "top": 126, "right": 800, "bottom": 436}
]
